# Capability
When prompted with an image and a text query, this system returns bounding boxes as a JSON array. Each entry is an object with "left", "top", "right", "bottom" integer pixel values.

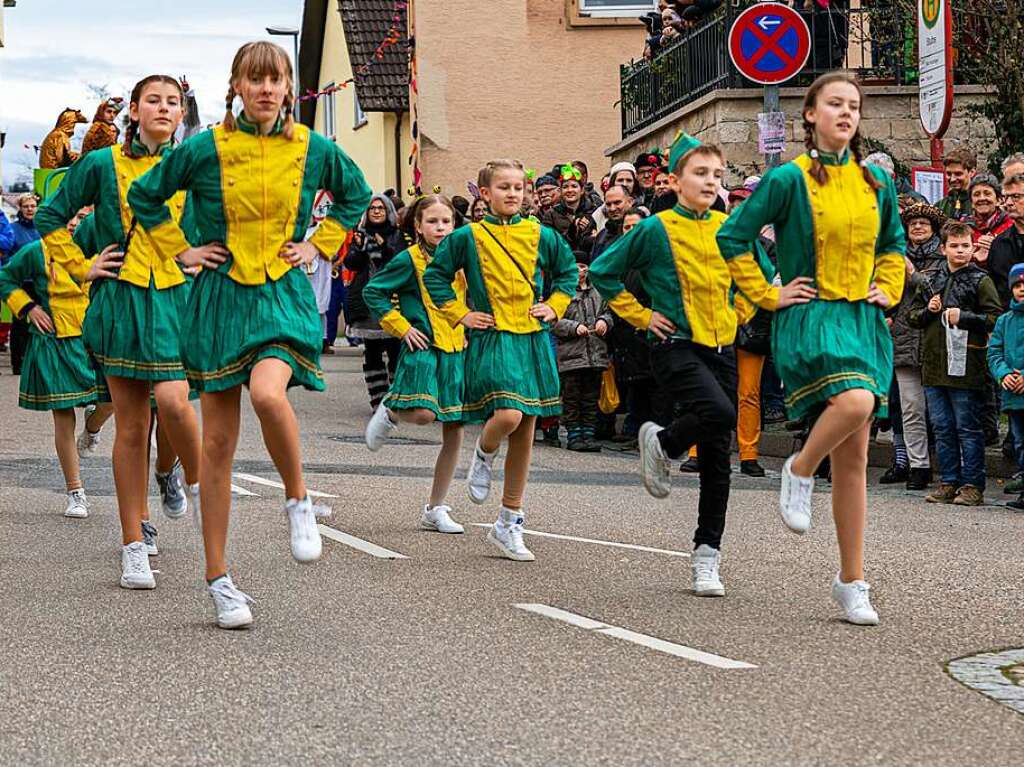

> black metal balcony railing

[{"left": 619, "top": 0, "right": 983, "bottom": 138}]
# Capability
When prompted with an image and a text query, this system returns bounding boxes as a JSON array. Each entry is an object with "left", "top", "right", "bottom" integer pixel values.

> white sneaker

[
  {"left": 831, "top": 575, "right": 879, "bottom": 626},
  {"left": 208, "top": 574, "right": 254, "bottom": 629},
  {"left": 638, "top": 421, "right": 671, "bottom": 499},
  {"left": 120, "top": 541, "right": 156, "bottom": 589},
  {"left": 141, "top": 520, "right": 159, "bottom": 556},
  {"left": 421, "top": 504, "right": 464, "bottom": 534},
  {"left": 467, "top": 440, "right": 497, "bottom": 505},
  {"left": 64, "top": 489, "right": 89, "bottom": 518},
  {"left": 285, "top": 495, "right": 323, "bottom": 563},
  {"left": 156, "top": 461, "right": 187, "bottom": 520},
  {"left": 779, "top": 454, "right": 814, "bottom": 534},
  {"left": 487, "top": 509, "right": 535, "bottom": 561},
  {"left": 365, "top": 405, "right": 397, "bottom": 451},
  {"left": 691, "top": 544, "right": 725, "bottom": 597}
]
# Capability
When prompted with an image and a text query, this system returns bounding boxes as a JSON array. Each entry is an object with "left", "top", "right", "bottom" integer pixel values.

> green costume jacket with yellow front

[
  {"left": 126, "top": 117, "right": 372, "bottom": 391},
  {"left": 589, "top": 204, "right": 773, "bottom": 348},
  {"left": 364, "top": 243, "right": 468, "bottom": 420},
  {"left": 0, "top": 238, "right": 98, "bottom": 410},
  {"left": 36, "top": 140, "right": 190, "bottom": 288},
  {"left": 34, "top": 140, "right": 201, "bottom": 381},
  {"left": 422, "top": 215, "right": 577, "bottom": 420},
  {"left": 716, "top": 151, "right": 906, "bottom": 418}
]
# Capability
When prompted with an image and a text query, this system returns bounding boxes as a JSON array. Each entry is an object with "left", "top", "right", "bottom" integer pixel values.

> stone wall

[{"left": 606, "top": 85, "right": 997, "bottom": 186}]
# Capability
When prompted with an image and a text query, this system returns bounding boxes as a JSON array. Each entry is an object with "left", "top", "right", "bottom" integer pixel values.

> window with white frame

[
  {"left": 322, "top": 83, "right": 336, "bottom": 139},
  {"left": 579, "top": 0, "right": 656, "bottom": 16},
  {"left": 354, "top": 93, "right": 367, "bottom": 130}
]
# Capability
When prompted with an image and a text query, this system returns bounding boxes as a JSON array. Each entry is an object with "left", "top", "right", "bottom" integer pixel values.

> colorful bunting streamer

[{"left": 298, "top": 0, "right": 410, "bottom": 103}]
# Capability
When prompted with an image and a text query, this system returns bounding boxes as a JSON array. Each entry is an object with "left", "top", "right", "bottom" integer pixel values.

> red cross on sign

[{"left": 728, "top": 3, "right": 811, "bottom": 85}]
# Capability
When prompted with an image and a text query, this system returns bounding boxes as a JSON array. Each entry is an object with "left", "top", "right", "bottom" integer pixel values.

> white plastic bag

[{"left": 943, "top": 313, "right": 968, "bottom": 377}]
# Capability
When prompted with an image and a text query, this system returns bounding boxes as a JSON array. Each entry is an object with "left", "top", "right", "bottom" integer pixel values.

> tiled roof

[{"left": 337, "top": 0, "right": 409, "bottom": 112}]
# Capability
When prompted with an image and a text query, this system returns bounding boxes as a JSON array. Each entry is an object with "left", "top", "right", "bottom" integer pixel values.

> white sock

[{"left": 497, "top": 506, "right": 524, "bottom": 529}]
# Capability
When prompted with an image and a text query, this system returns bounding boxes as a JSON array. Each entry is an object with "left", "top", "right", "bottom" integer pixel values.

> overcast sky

[{"left": 1, "top": 0, "right": 303, "bottom": 187}]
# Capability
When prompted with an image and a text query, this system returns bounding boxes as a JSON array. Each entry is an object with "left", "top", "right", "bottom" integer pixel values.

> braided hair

[
  {"left": 122, "top": 75, "right": 183, "bottom": 159},
  {"left": 802, "top": 72, "right": 882, "bottom": 191},
  {"left": 223, "top": 41, "right": 296, "bottom": 140}
]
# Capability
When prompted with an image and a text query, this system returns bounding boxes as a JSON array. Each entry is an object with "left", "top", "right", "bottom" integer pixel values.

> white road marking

[
  {"left": 514, "top": 603, "right": 757, "bottom": 669},
  {"left": 318, "top": 525, "right": 408, "bottom": 559},
  {"left": 471, "top": 523, "right": 689, "bottom": 558},
  {"left": 231, "top": 472, "right": 338, "bottom": 499},
  {"left": 231, "top": 484, "right": 259, "bottom": 497}
]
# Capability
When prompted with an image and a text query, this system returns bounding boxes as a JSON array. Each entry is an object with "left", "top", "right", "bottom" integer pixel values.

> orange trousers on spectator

[{"left": 688, "top": 349, "right": 766, "bottom": 462}]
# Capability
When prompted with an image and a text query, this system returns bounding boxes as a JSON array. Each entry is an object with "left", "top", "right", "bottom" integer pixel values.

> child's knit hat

[{"left": 1008, "top": 263, "right": 1024, "bottom": 288}]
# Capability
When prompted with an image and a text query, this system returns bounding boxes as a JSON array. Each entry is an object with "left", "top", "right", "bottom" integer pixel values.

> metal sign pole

[{"left": 764, "top": 84, "right": 781, "bottom": 169}]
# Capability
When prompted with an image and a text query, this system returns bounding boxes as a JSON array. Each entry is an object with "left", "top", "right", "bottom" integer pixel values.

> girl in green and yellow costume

[
  {"left": 37, "top": 77, "right": 199, "bottom": 589},
  {"left": 128, "top": 42, "right": 371, "bottom": 629},
  {"left": 363, "top": 194, "right": 468, "bottom": 534},
  {"left": 422, "top": 159, "right": 577, "bottom": 562},
  {"left": 0, "top": 208, "right": 110, "bottom": 519},
  {"left": 36, "top": 75, "right": 200, "bottom": 592},
  {"left": 717, "top": 72, "right": 906, "bottom": 626}
]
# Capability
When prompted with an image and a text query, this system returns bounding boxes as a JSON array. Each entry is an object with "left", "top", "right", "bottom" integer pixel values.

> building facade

[{"left": 301, "top": 0, "right": 646, "bottom": 200}]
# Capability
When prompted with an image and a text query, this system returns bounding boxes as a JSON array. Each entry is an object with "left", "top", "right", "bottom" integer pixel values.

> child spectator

[
  {"left": 886, "top": 203, "right": 946, "bottom": 491},
  {"left": 988, "top": 263, "right": 1024, "bottom": 509},
  {"left": 553, "top": 252, "right": 613, "bottom": 452},
  {"left": 909, "top": 221, "right": 1002, "bottom": 506},
  {"left": 661, "top": 6, "right": 683, "bottom": 43}
]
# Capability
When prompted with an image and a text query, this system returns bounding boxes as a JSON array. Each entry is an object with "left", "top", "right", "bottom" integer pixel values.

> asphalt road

[{"left": 1, "top": 347, "right": 1022, "bottom": 766}]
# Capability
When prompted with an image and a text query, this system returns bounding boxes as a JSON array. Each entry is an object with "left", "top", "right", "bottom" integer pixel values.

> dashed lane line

[
  {"left": 232, "top": 472, "right": 338, "bottom": 499},
  {"left": 514, "top": 603, "right": 757, "bottom": 669},
  {"left": 318, "top": 524, "right": 409, "bottom": 559},
  {"left": 470, "top": 523, "right": 690, "bottom": 558}
]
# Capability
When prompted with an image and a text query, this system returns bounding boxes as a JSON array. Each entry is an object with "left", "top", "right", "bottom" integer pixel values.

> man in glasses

[{"left": 988, "top": 174, "right": 1024, "bottom": 308}]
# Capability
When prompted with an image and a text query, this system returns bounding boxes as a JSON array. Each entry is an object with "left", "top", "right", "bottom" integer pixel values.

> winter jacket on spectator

[
  {"left": 607, "top": 269, "right": 653, "bottom": 382},
  {"left": 343, "top": 194, "right": 404, "bottom": 325},
  {"left": 937, "top": 188, "right": 972, "bottom": 221},
  {"left": 908, "top": 263, "right": 1001, "bottom": 389},
  {"left": 968, "top": 209, "right": 1012, "bottom": 242},
  {"left": 590, "top": 218, "right": 623, "bottom": 263},
  {"left": 9, "top": 213, "right": 40, "bottom": 261},
  {"left": 987, "top": 299, "right": 1024, "bottom": 411},
  {"left": 890, "top": 234, "right": 944, "bottom": 369},
  {"left": 541, "top": 197, "right": 597, "bottom": 252},
  {"left": 0, "top": 212, "right": 14, "bottom": 261},
  {"left": 988, "top": 226, "right": 1024, "bottom": 308},
  {"left": 552, "top": 277, "right": 613, "bottom": 374}
]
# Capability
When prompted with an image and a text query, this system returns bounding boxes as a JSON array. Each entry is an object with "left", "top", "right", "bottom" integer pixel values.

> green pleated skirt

[
  {"left": 182, "top": 268, "right": 324, "bottom": 393},
  {"left": 84, "top": 278, "right": 190, "bottom": 381},
  {"left": 774, "top": 299, "right": 892, "bottom": 420},
  {"left": 19, "top": 331, "right": 99, "bottom": 411},
  {"left": 461, "top": 329, "right": 561, "bottom": 423},
  {"left": 385, "top": 347, "right": 464, "bottom": 422}
]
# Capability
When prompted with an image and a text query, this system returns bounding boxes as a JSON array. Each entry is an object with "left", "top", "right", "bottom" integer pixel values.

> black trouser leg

[
  {"left": 10, "top": 319, "right": 29, "bottom": 374},
  {"left": 651, "top": 341, "right": 738, "bottom": 550},
  {"left": 560, "top": 370, "right": 583, "bottom": 430},
  {"left": 579, "top": 369, "right": 602, "bottom": 432}
]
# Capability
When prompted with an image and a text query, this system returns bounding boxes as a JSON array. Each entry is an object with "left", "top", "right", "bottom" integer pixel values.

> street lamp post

[{"left": 266, "top": 26, "right": 300, "bottom": 123}]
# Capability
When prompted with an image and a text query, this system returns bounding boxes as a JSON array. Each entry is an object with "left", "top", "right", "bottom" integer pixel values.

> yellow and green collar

[
  {"left": 814, "top": 148, "right": 851, "bottom": 166},
  {"left": 130, "top": 136, "right": 173, "bottom": 157},
  {"left": 236, "top": 112, "right": 285, "bottom": 136},
  {"left": 482, "top": 214, "right": 522, "bottom": 226},
  {"left": 673, "top": 203, "right": 711, "bottom": 221}
]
